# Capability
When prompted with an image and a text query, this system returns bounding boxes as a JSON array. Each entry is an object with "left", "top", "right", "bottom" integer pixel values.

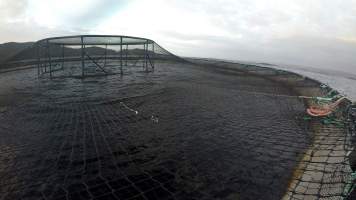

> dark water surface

[{"left": 0, "top": 61, "right": 311, "bottom": 200}]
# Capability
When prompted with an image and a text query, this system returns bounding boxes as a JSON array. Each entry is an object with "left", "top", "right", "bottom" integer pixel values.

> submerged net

[{"left": 0, "top": 35, "right": 355, "bottom": 200}]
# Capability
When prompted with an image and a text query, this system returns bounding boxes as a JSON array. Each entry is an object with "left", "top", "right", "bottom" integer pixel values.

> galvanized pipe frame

[
  {"left": 36, "top": 35, "right": 156, "bottom": 78},
  {"left": 37, "top": 34, "right": 155, "bottom": 45}
]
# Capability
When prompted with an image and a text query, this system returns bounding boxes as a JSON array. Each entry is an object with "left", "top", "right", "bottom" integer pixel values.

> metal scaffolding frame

[{"left": 36, "top": 35, "right": 156, "bottom": 78}]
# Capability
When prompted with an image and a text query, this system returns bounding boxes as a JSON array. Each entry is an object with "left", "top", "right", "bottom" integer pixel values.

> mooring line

[
  {"left": 119, "top": 101, "right": 160, "bottom": 123},
  {"left": 120, "top": 102, "right": 138, "bottom": 115},
  {"left": 238, "top": 89, "right": 338, "bottom": 101}
]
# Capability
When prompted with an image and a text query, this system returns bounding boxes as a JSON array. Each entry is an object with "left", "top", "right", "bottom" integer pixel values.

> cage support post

[
  {"left": 151, "top": 42, "right": 155, "bottom": 71},
  {"left": 44, "top": 43, "right": 48, "bottom": 73},
  {"left": 145, "top": 40, "right": 148, "bottom": 72},
  {"left": 81, "top": 36, "right": 85, "bottom": 77},
  {"left": 125, "top": 44, "right": 128, "bottom": 66},
  {"left": 120, "top": 37, "right": 123, "bottom": 75},
  {"left": 37, "top": 44, "right": 40, "bottom": 77},
  {"left": 61, "top": 44, "right": 64, "bottom": 70},
  {"left": 43, "top": 44, "right": 46, "bottom": 73},
  {"left": 142, "top": 43, "right": 145, "bottom": 70},
  {"left": 104, "top": 44, "right": 107, "bottom": 67},
  {"left": 42, "top": 50, "right": 44, "bottom": 74},
  {"left": 47, "top": 40, "right": 52, "bottom": 78}
]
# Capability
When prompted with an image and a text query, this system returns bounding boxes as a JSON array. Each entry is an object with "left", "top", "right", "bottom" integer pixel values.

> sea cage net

[
  {"left": 0, "top": 36, "right": 356, "bottom": 200},
  {"left": 182, "top": 59, "right": 356, "bottom": 200},
  {"left": 4, "top": 35, "right": 179, "bottom": 78}
]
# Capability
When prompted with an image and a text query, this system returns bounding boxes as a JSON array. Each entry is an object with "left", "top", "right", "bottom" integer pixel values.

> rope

[
  {"left": 120, "top": 102, "right": 138, "bottom": 115},
  {"left": 237, "top": 89, "right": 339, "bottom": 102},
  {"left": 119, "top": 102, "right": 159, "bottom": 123},
  {"left": 343, "top": 172, "right": 356, "bottom": 199}
]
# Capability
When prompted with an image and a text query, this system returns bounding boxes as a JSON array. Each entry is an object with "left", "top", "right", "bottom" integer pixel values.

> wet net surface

[
  {"left": 0, "top": 59, "right": 311, "bottom": 200},
  {"left": 193, "top": 59, "right": 356, "bottom": 200},
  {"left": 0, "top": 57, "right": 354, "bottom": 199}
]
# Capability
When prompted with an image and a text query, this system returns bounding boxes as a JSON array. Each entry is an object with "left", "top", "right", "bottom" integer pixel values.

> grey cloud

[
  {"left": 157, "top": 0, "right": 356, "bottom": 73},
  {"left": 162, "top": 29, "right": 356, "bottom": 74},
  {"left": 0, "top": 22, "right": 87, "bottom": 43},
  {"left": 60, "top": 0, "right": 129, "bottom": 28},
  {"left": 0, "top": 0, "right": 28, "bottom": 22},
  {"left": 1, "top": 0, "right": 356, "bottom": 74}
]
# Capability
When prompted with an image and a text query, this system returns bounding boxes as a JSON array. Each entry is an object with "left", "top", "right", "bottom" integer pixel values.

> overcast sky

[{"left": 1, "top": 0, "right": 356, "bottom": 73}]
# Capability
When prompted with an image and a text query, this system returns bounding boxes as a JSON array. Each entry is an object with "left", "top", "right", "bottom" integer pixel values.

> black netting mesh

[
  {"left": 2, "top": 35, "right": 181, "bottom": 78},
  {"left": 0, "top": 35, "right": 355, "bottom": 200}
]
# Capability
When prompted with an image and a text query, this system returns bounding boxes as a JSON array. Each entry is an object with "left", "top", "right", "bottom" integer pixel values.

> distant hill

[
  {"left": 7, "top": 45, "right": 119, "bottom": 62},
  {"left": 0, "top": 42, "right": 34, "bottom": 63}
]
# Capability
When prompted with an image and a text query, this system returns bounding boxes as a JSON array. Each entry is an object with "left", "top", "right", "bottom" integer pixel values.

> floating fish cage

[
  {"left": 0, "top": 35, "right": 356, "bottom": 200},
  {"left": 31, "top": 35, "right": 174, "bottom": 78}
]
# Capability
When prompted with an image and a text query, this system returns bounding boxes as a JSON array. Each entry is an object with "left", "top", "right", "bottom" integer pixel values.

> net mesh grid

[{"left": 0, "top": 36, "right": 355, "bottom": 200}]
